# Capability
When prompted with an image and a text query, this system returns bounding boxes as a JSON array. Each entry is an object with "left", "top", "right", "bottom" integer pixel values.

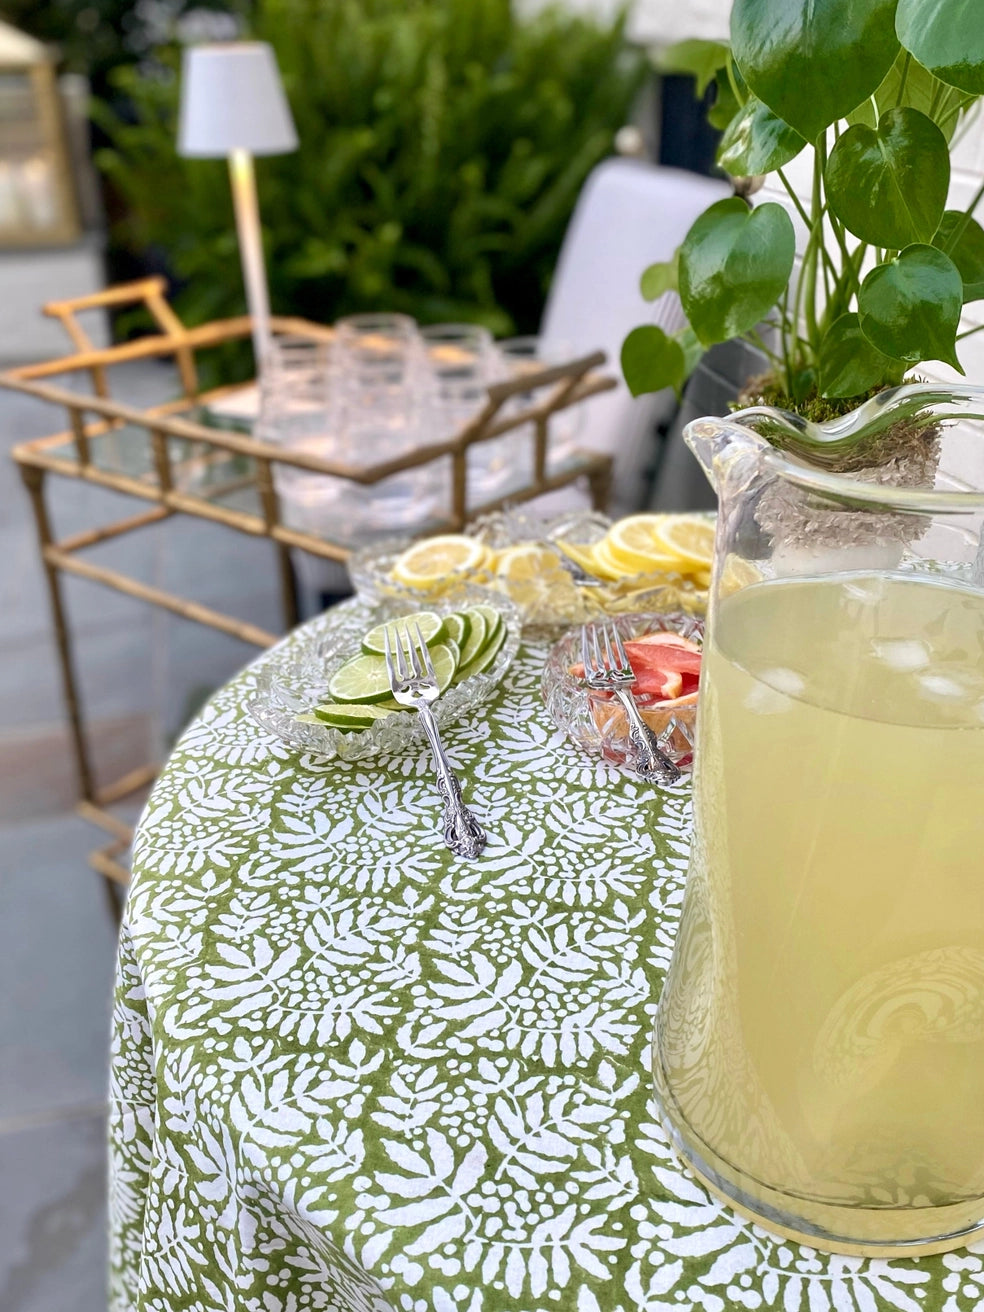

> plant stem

[
  {"left": 895, "top": 52, "right": 911, "bottom": 107},
  {"left": 803, "top": 136, "right": 826, "bottom": 360},
  {"left": 820, "top": 215, "right": 833, "bottom": 305},
  {"left": 938, "top": 94, "right": 976, "bottom": 133},
  {"left": 776, "top": 169, "right": 812, "bottom": 229},
  {"left": 777, "top": 167, "right": 838, "bottom": 284},
  {"left": 745, "top": 326, "right": 783, "bottom": 371},
  {"left": 725, "top": 56, "right": 744, "bottom": 108},
  {"left": 956, "top": 322, "right": 984, "bottom": 340},
  {"left": 942, "top": 176, "right": 984, "bottom": 254},
  {"left": 929, "top": 80, "right": 946, "bottom": 120},
  {"left": 779, "top": 283, "right": 794, "bottom": 394}
]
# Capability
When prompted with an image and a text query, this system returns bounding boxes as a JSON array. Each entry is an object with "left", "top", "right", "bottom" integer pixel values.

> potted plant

[{"left": 622, "top": 0, "right": 984, "bottom": 470}]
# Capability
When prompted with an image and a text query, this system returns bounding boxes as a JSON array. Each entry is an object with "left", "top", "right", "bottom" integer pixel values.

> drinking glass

[
  {"left": 416, "top": 323, "right": 495, "bottom": 507},
  {"left": 495, "top": 336, "right": 582, "bottom": 481},
  {"left": 332, "top": 313, "right": 444, "bottom": 529},
  {"left": 256, "top": 335, "right": 350, "bottom": 536}
]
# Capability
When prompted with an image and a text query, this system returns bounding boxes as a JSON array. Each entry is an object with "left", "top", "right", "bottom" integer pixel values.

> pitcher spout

[{"left": 683, "top": 415, "right": 771, "bottom": 498}]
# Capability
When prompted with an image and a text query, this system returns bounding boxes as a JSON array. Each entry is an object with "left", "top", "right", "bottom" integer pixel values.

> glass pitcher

[{"left": 652, "top": 384, "right": 984, "bottom": 1256}]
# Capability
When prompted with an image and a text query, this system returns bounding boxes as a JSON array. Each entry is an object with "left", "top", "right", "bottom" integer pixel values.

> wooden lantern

[{"left": 0, "top": 20, "right": 79, "bottom": 246}]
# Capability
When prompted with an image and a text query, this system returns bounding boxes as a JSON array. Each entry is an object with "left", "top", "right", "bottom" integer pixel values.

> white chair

[{"left": 532, "top": 156, "right": 730, "bottom": 516}]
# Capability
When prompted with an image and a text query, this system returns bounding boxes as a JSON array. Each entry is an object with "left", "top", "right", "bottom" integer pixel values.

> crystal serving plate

[
  {"left": 347, "top": 507, "right": 709, "bottom": 633},
  {"left": 249, "top": 584, "right": 521, "bottom": 761},
  {"left": 541, "top": 611, "right": 704, "bottom": 775}
]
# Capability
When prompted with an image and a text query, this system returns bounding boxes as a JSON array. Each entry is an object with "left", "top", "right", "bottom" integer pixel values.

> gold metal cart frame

[{"left": 5, "top": 278, "right": 615, "bottom": 893}]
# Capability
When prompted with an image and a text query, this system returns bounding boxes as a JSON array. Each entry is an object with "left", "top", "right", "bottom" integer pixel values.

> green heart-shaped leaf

[
  {"left": 708, "top": 73, "right": 740, "bottom": 131},
  {"left": 731, "top": 0, "right": 900, "bottom": 141},
  {"left": 897, "top": 0, "right": 984, "bottom": 95},
  {"left": 858, "top": 245, "right": 964, "bottom": 369},
  {"left": 677, "top": 326, "right": 704, "bottom": 378},
  {"left": 640, "top": 251, "right": 679, "bottom": 301},
  {"left": 847, "top": 50, "right": 962, "bottom": 142},
  {"left": 825, "top": 108, "right": 949, "bottom": 248},
  {"left": 679, "top": 198, "right": 795, "bottom": 346},
  {"left": 934, "top": 210, "right": 984, "bottom": 302},
  {"left": 657, "top": 39, "right": 730, "bottom": 96},
  {"left": 717, "top": 97, "right": 806, "bottom": 177},
  {"left": 621, "top": 325, "right": 686, "bottom": 398},
  {"left": 819, "top": 313, "right": 904, "bottom": 398}
]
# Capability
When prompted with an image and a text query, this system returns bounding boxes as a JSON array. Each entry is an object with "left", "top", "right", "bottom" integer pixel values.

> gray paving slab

[
  {"left": 0, "top": 1111, "right": 107, "bottom": 1312},
  {"left": 0, "top": 612, "right": 157, "bottom": 732},
  {"left": 0, "top": 813, "right": 117, "bottom": 1120},
  {"left": 156, "top": 612, "right": 269, "bottom": 740}
]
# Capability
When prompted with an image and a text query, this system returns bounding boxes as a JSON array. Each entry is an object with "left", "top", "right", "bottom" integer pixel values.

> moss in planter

[
  {"left": 731, "top": 372, "right": 941, "bottom": 553},
  {"left": 733, "top": 372, "right": 940, "bottom": 479},
  {"left": 732, "top": 374, "right": 889, "bottom": 425}
]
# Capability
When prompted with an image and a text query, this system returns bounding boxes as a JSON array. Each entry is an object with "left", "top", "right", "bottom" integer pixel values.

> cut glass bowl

[
  {"left": 541, "top": 611, "right": 704, "bottom": 775},
  {"left": 249, "top": 584, "right": 520, "bottom": 761}
]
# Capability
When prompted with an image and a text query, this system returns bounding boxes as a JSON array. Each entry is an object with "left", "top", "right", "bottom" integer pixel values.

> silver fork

[
  {"left": 547, "top": 542, "right": 605, "bottom": 587},
  {"left": 581, "top": 622, "right": 682, "bottom": 785},
  {"left": 383, "top": 620, "right": 487, "bottom": 859}
]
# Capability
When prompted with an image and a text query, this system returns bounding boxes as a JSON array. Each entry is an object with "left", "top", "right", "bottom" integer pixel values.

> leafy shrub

[{"left": 95, "top": 0, "right": 645, "bottom": 341}]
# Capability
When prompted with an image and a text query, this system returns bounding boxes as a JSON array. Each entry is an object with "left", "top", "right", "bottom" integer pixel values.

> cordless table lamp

[{"left": 178, "top": 42, "right": 297, "bottom": 371}]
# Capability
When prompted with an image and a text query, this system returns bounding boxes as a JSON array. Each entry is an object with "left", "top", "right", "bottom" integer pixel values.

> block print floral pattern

[{"left": 111, "top": 625, "right": 984, "bottom": 1311}]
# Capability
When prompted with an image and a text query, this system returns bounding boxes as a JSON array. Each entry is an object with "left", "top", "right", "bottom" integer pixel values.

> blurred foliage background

[{"left": 8, "top": 0, "right": 645, "bottom": 337}]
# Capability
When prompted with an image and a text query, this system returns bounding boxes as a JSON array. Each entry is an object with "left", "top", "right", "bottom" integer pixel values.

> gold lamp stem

[{"left": 228, "top": 148, "right": 271, "bottom": 372}]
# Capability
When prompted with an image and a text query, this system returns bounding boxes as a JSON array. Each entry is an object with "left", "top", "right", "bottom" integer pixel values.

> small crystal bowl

[
  {"left": 249, "top": 583, "right": 521, "bottom": 761},
  {"left": 541, "top": 612, "right": 704, "bottom": 774}
]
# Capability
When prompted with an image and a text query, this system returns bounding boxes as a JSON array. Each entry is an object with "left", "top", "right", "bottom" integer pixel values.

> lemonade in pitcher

[{"left": 654, "top": 568, "right": 984, "bottom": 1251}]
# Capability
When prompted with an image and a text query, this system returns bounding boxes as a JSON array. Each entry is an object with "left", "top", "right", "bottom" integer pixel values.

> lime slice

[
  {"left": 313, "top": 702, "right": 393, "bottom": 728},
  {"left": 457, "top": 610, "right": 488, "bottom": 668},
  {"left": 361, "top": 611, "right": 445, "bottom": 656},
  {"left": 441, "top": 612, "right": 470, "bottom": 647},
  {"left": 457, "top": 621, "right": 507, "bottom": 680},
  {"left": 470, "top": 603, "right": 504, "bottom": 644},
  {"left": 376, "top": 697, "right": 406, "bottom": 712},
  {"left": 327, "top": 653, "right": 393, "bottom": 704},
  {"left": 418, "top": 642, "right": 458, "bottom": 693}
]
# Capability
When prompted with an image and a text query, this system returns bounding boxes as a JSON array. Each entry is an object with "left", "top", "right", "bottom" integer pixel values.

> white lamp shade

[{"left": 178, "top": 42, "right": 298, "bottom": 157}]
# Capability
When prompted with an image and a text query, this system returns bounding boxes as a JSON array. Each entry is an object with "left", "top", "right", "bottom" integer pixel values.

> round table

[{"left": 110, "top": 611, "right": 984, "bottom": 1312}]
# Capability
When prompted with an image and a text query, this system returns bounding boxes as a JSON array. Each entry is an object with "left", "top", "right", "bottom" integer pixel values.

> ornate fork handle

[
  {"left": 415, "top": 701, "right": 487, "bottom": 859},
  {"left": 613, "top": 688, "right": 681, "bottom": 785}
]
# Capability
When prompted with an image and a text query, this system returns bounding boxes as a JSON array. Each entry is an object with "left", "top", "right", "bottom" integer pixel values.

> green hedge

[{"left": 95, "top": 0, "right": 645, "bottom": 339}]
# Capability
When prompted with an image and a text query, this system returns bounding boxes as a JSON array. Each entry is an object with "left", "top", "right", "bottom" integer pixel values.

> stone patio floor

[{"left": 0, "top": 359, "right": 285, "bottom": 1310}]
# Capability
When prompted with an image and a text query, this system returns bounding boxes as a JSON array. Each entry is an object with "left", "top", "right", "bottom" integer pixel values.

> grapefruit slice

[{"left": 624, "top": 642, "right": 702, "bottom": 676}]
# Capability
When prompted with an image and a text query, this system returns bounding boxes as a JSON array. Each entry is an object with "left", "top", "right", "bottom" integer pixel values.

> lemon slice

[
  {"left": 494, "top": 543, "right": 573, "bottom": 607},
  {"left": 391, "top": 535, "right": 489, "bottom": 589},
  {"left": 606, "top": 514, "right": 680, "bottom": 574},
  {"left": 553, "top": 539, "right": 606, "bottom": 578},
  {"left": 653, "top": 515, "right": 716, "bottom": 569},
  {"left": 495, "top": 543, "right": 568, "bottom": 583},
  {"left": 718, "top": 554, "right": 763, "bottom": 597},
  {"left": 591, "top": 536, "right": 640, "bottom": 581}
]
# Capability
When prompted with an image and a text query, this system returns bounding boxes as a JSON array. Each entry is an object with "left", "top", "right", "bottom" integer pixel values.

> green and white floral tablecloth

[{"left": 110, "top": 615, "right": 984, "bottom": 1312}]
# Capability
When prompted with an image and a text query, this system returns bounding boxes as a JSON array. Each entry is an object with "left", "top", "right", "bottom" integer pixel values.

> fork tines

[
  {"left": 413, "top": 621, "right": 436, "bottom": 681},
  {"left": 607, "top": 622, "right": 631, "bottom": 675},
  {"left": 382, "top": 622, "right": 400, "bottom": 688},
  {"left": 383, "top": 620, "right": 437, "bottom": 694},
  {"left": 581, "top": 621, "right": 630, "bottom": 679}
]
